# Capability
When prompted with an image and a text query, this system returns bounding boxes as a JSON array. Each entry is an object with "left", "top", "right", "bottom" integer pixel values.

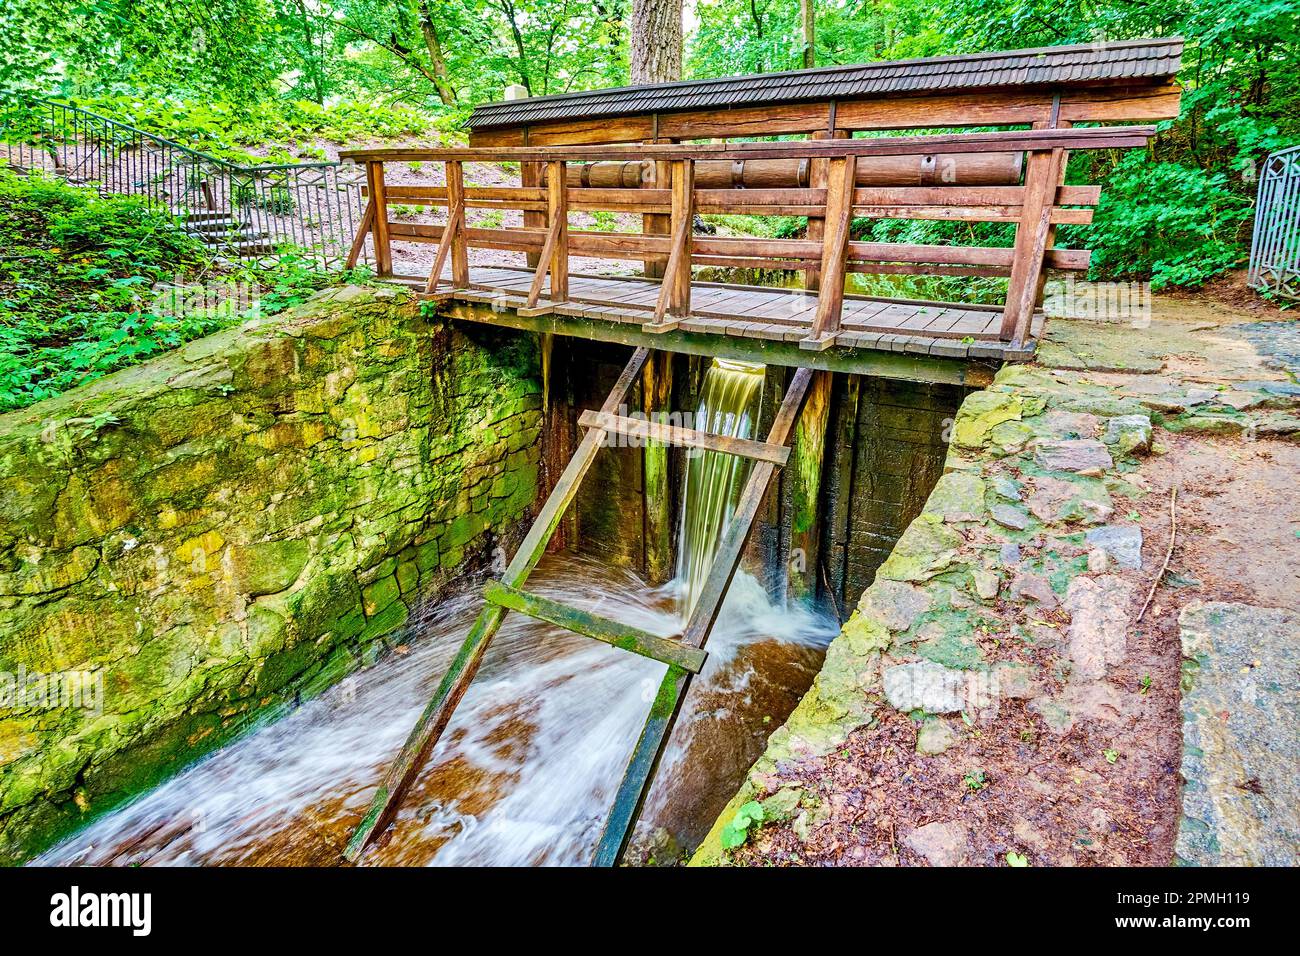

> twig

[{"left": 1137, "top": 486, "right": 1178, "bottom": 623}]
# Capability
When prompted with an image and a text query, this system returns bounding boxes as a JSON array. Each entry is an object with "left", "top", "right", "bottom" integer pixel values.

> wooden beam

[
  {"left": 344, "top": 198, "right": 375, "bottom": 270},
  {"left": 443, "top": 301, "right": 1006, "bottom": 385},
  {"left": 367, "top": 161, "right": 392, "bottom": 276},
  {"left": 342, "top": 125, "right": 1157, "bottom": 164},
  {"left": 547, "top": 160, "right": 568, "bottom": 303},
  {"left": 788, "top": 369, "right": 832, "bottom": 603},
  {"left": 343, "top": 347, "right": 651, "bottom": 863},
  {"left": 483, "top": 581, "right": 707, "bottom": 673},
  {"left": 1000, "top": 148, "right": 1059, "bottom": 342},
  {"left": 592, "top": 367, "right": 814, "bottom": 866},
  {"left": 445, "top": 160, "right": 469, "bottom": 288},
  {"left": 578, "top": 410, "right": 792, "bottom": 465},
  {"left": 804, "top": 155, "right": 856, "bottom": 348},
  {"left": 641, "top": 351, "right": 673, "bottom": 586},
  {"left": 422, "top": 195, "right": 463, "bottom": 294}
]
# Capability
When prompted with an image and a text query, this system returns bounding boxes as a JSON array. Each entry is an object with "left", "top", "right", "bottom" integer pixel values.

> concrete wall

[{"left": 0, "top": 287, "right": 542, "bottom": 863}]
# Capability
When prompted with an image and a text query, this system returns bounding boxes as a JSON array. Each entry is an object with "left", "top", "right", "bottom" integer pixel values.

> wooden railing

[{"left": 341, "top": 125, "right": 1155, "bottom": 348}]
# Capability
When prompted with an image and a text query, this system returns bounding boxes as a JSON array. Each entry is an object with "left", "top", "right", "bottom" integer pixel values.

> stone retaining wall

[{"left": 0, "top": 286, "right": 542, "bottom": 863}]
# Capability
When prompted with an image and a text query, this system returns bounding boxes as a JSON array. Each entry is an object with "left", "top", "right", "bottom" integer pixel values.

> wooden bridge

[{"left": 337, "top": 39, "right": 1183, "bottom": 865}]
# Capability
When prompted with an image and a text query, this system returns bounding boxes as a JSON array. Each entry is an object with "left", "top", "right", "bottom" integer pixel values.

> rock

[
  {"left": 883, "top": 660, "right": 968, "bottom": 714},
  {"left": 1084, "top": 525, "right": 1143, "bottom": 571},
  {"left": 856, "top": 579, "right": 932, "bottom": 632},
  {"left": 998, "top": 542, "right": 1021, "bottom": 567},
  {"left": 1027, "top": 475, "right": 1113, "bottom": 525},
  {"left": 1087, "top": 548, "right": 1109, "bottom": 573},
  {"left": 904, "top": 820, "right": 970, "bottom": 866},
  {"left": 876, "top": 514, "right": 962, "bottom": 583},
  {"left": 952, "top": 390, "right": 1023, "bottom": 449},
  {"left": 1176, "top": 602, "right": 1300, "bottom": 866},
  {"left": 1103, "top": 414, "right": 1153, "bottom": 455},
  {"left": 924, "top": 472, "right": 987, "bottom": 522},
  {"left": 1034, "top": 439, "right": 1114, "bottom": 476},
  {"left": 916, "top": 719, "right": 960, "bottom": 755},
  {"left": 1010, "top": 572, "right": 1058, "bottom": 610},
  {"left": 990, "top": 503, "right": 1031, "bottom": 531},
  {"left": 972, "top": 568, "right": 1001, "bottom": 600},
  {"left": 1063, "top": 575, "right": 1137, "bottom": 681},
  {"left": 988, "top": 420, "right": 1035, "bottom": 456},
  {"left": 988, "top": 475, "right": 1023, "bottom": 502}
]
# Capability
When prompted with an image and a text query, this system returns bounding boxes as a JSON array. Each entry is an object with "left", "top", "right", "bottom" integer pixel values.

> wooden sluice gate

[{"left": 337, "top": 39, "right": 1182, "bottom": 864}]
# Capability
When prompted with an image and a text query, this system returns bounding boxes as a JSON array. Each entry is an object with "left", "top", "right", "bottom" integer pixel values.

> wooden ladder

[{"left": 343, "top": 347, "right": 812, "bottom": 865}]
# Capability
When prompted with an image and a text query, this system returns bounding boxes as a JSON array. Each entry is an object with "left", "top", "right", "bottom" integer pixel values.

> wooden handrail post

[
  {"left": 367, "top": 160, "right": 392, "bottom": 276},
  {"left": 547, "top": 159, "right": 568, "bottom": 303},
  {"left": 1000, "top": 147, "right": 1059, "bottom": 343},
  {"left": 803, "top": 154, "right": 856, "bottom": 349},
  {"left": 670, "top": 159, "right": 694, "bottom": 316},
  {"left": 446, "top": 160, "right": 470, "bottom": 288},
  {"left": 805, "top": 128, "right": 849, "bottom": 291}
]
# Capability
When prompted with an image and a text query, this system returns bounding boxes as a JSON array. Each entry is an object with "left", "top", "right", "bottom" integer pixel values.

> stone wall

[{"left": 0, "top": 286, "right": 542, "bottom": 863}]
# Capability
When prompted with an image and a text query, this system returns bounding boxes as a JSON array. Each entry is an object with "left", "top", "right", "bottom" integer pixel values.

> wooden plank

[
  {"left": 547, "top": 160, "right": 568, "bottom": 303},
  {"left": 344, "top": 198, "right": 375, "bottom": 270},
  {"left": 468, "top": 84, "right": 1179, "bottom": 147},
  {"left": 579, "top": 409, "right": 791, "bottom": 465},
  {"left": 1000, "top": 148, "right": 1058, "bottom": 342},
  {"left": 343, "top": 347, "right": 650, "bottom": 863},
  {"left": 342, "top": 126, "right": 1157, "bottom": 164},
  {"left": 367, "top": 161, "right": 392, "bottom": 276},
  {"left": 592, "top": 367, "right": 814, "bottom": 866},
  {"left": 641, "top": 351, "right": 673, "bottom": 585},
  {"left": 482, "top": 581, "right": 706, "bottom": 673},
  {"left": 805, "top": 156, "right": 857, "bottom": 347},
  {"left": 422, "top": 195, "right": 463, "bottom": 294},
  {"left": 445, "top": 161, "right": 470, "bottom": 288}
]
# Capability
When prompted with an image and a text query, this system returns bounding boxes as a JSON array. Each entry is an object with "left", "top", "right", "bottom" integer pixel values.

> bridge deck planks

[{"left": 415, "top": 265, "right": 1036, "bottom": 362}]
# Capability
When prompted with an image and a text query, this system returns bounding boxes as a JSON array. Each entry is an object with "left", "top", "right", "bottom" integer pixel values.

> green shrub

[{"left": 1086, "top": 155, "right": 1253, "bottom": 290}]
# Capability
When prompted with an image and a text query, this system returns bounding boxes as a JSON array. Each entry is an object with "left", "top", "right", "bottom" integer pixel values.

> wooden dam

[{"left": 336, "top": 38, "right": 1184, "bottom": 864}]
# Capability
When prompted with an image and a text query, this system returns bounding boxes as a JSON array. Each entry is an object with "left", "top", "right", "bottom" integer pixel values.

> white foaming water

[{"left": 36, "top": 557, "right": 835, "bottom": 867}]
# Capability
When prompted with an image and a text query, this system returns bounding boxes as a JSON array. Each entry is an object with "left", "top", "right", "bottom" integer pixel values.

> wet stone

[
  {"left": 1034, "top": 439, "right": 1114, "bottom": 476},
  {"left": 1103, "top": 414, "right": 1153, "bottom": 455},
  {"left": 990, "top": 503, "right": 1031, "bottom": 531},
  {"left": 882, "top": 661, "right": 967, "bottom": 714},
  {"left": 1064, "top": 575, "right": 1137, "bottom": 681},
  {"left": 1177, "top": 601, "right": 1300, "bottom": 866},
  {"left": 1084, "top": 525, "right": 1143, "bottom": 571},
  {"left": 1011, "top": 573, "right": 1058, "bottom": 610}
]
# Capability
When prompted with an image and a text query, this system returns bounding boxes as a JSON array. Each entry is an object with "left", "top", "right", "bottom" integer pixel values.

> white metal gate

[{"left": 1248, "top": 145, "right": 1300, "bottom": 300}]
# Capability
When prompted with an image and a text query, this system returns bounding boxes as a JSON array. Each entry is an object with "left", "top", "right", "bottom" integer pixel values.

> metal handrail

[{"left": 0, "top": 97, "right": 370, "bottom": 267}]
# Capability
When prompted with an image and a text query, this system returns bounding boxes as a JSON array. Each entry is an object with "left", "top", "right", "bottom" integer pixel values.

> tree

[
  {"left": 801, "top": 0, "right": 815, "bottom": 69},
  {"left": 630, "top": 0, "right": 682, "bottom": 83}
]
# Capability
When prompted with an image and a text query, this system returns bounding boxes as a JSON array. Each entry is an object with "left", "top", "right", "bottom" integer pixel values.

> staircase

[{"left": 181, "top": 212, "right": 278, "bottom": 257}]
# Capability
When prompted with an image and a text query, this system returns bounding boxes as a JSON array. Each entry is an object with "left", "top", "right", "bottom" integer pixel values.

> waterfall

[{"left": 674, "top": 359, "right": 766, "bottom": 618}]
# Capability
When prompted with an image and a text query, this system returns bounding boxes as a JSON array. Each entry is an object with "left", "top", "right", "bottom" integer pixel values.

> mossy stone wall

[{"left": 0, "top": 286, "right": 542, "bottom": 863}]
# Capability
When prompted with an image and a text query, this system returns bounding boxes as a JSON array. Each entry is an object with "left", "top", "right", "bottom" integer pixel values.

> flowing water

[
  {"left": 38, "top": 359, "right": 834, "bottom": 867},
  {"left": 675, "top": 359, "right": 765, "bottom": 616}
]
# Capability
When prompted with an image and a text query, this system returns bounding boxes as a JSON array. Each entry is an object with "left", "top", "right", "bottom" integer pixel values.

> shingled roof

[{"left": 466, "top": 37, "right": 1183, "bottom": 131}]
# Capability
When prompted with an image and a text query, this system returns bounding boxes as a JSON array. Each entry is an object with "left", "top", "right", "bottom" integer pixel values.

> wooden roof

[{"left": 466, "top": 38, "right": 1184, "bottom": 132}]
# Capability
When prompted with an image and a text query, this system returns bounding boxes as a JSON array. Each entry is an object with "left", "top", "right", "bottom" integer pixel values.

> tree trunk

[
  {"left": 418, "top": 0, "right": 458, "bottom": 105},
  {"left": 630, "top": 0, "right": 683, "bottom": 84},
  {"left": 801, "top": 0, "right": 815, "bottom": 69}
]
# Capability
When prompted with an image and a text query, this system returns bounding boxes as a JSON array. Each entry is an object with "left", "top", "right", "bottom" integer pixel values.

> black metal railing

[{"left": 0, "top": 99, "right": 370, "bottom": 267}]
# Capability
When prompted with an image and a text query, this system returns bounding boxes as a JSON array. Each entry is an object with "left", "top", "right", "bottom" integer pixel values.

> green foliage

[
  {"left": 719, "top": 799, "right": 765, "bottom": 850},
  {"left": 1086, "top": 156, "right": 1252, "bottom": 290},
  {"left": 0, "top": 171, "right": 352, "bottom": 411},
  {"left": 1006, "top": 851, "right": 1030, "bottom": 867}
]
